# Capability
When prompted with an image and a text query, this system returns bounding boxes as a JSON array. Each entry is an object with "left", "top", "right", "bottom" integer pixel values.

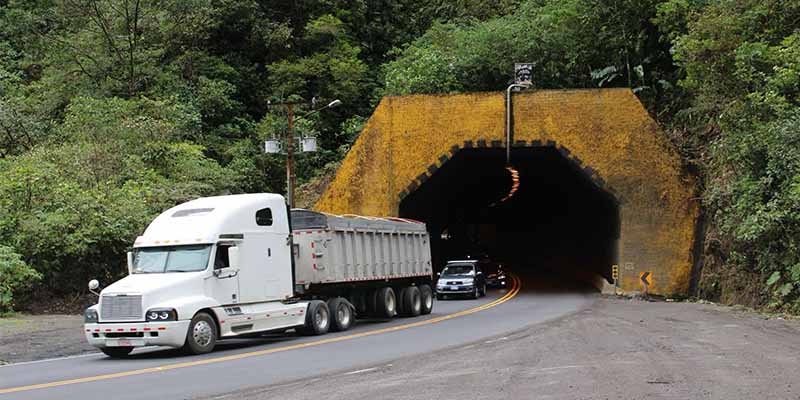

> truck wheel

[
  {"left": 101, "top": 347, "right": 133, "bottom": 358},
  {"left": 350, "top": 291, "right": 368, "bottom": 318},
  {"left": 419, "top": 284, "right": 433, "bottom": 315},
  {"left": 366, "top": 289, "right": 379, "bottom": 317},
  {"left": 298, "top": 300, "right": 330, "bottom": 335},
  {"left": 472, "top": 286, "right": 480, "bottom": 299},
  {"left": 183, "top": 312, "right": 217, "bottom": 355},
  {"left": 400, "top": 286, "right": 422, "bottom": 317},
  {"left": 480, "top": 284, "right": 487, "bottom": 297},
  {"left": 374, "top": 287, "right": 397, "bottom": 319},
  {"left": 328, "top": 297, "right": 353, "bottom": 332}
]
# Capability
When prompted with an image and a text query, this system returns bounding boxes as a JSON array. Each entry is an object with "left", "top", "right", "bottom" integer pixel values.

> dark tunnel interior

[{"left": 399, "top": 148, "right": 620, "bottom": 289}]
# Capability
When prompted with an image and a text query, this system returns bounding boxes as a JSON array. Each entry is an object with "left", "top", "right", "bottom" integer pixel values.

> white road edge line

[
  {"left": 0, "top": 352, "right": 100, "bottom": 368},
  {"left": 0, "top": 346, "right": 162, "bottom": 369},
  {"left": 343, "top": 367, "right": 379, "bottom": 376}
]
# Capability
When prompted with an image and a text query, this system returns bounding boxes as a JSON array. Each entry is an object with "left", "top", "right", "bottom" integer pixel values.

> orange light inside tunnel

[{"left": 500, "top": 166, "right": 520, "bottom": 203}]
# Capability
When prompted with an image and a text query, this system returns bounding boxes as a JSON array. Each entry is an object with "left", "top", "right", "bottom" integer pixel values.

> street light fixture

[
  {"left": 264, "top": 99, "right": 342, "bottom": 208},
  {"left": 505, "top": 82, "right": 532, "bottom": 165}
]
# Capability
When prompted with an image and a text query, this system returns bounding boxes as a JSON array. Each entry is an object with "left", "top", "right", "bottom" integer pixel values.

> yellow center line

[{"left": 0, "top": 277, "right": 521, "bottom": 395}]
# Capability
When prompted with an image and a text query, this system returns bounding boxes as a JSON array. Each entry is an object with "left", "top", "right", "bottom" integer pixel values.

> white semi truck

[{"left": 83, "top": 193, "right": 434, "bottom": 357}]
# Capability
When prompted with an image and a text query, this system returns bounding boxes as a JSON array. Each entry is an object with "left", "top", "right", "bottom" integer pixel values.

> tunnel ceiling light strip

[{"left": 499, "top": 166, "right": 520, "bottom": 203}]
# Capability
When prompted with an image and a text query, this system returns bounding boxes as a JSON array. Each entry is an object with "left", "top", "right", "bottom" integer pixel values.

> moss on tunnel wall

[{"left": 315, "top": 89, "right": 699, "bottom": 295}]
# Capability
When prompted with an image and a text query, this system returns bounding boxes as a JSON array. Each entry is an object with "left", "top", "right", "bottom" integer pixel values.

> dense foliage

[
  {"left": 0, "top": 0, "right": 798, "bottom": 311},
  {"left": 0, "top": 245, "right": 41, "bottom": 313}
]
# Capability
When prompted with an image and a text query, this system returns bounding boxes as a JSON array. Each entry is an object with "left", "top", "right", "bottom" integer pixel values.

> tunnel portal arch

[{"left": 315, "top": 89, "right": 700, "bottom": 295}]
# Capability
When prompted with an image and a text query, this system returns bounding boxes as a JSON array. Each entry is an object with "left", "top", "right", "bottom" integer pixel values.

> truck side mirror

[
  {"left": 127, "top": 251, "right": 134, "bottom": 275},
  {"left": 228, "top": 246, "right": 240, "bottom": 270},
  {"left": 88, "top": 279, "right": 101, "bottom": 296}
]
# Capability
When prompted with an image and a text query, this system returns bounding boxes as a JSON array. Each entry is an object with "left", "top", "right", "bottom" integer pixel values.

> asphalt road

[{"left": 0, "top": 277, "right": 595, "bottom": 399}]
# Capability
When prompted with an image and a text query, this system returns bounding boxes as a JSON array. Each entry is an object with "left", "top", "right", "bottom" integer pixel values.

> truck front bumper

[{"left": 84, "top": 320, "right": 190, "bottom": 349}]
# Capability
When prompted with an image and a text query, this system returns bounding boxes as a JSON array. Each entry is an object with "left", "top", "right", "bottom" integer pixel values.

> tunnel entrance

[{"left": 399, "top": 147, "right": 620, "bottom": 288}]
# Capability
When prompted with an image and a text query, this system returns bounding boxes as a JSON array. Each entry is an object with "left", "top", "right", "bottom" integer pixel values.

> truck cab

[{"left": 84, "top": 194, "right": 306, "bottom": 357}]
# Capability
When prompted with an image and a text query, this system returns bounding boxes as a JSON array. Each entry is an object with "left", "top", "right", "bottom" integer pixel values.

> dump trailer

[{"left": 83, "top": 193, "right": 433, "bottom": 358}]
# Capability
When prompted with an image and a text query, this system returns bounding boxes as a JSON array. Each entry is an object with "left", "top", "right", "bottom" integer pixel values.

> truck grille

[{"left": 100, "top": 295, "right": 142, "bottom": 321}]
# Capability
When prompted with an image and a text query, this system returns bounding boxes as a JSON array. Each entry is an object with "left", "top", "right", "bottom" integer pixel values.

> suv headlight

[
  {"left": 84, "top": 308, "right": 98, "bottom": 323},
  {"left": 146, "top": 308, "right": 177, "bottom": 322}
]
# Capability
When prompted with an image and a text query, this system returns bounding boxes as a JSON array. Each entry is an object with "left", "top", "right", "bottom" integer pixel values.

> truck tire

[
  {"left": 350, "top": 291, "right": 368, "bottom": 318},
  {"left": 396, "top": 287, "right": 407, "bottom": 316},
  {"left": 328, "top": 297, "right": 354, "bottom": 332},
  {"left": 366, "top": 289, "right": 379, "bottom": 317},
  {"left": 419, "top": 284, "right": 433, "bottom": 315},
  {"left": 101, "top": 346, "right": 133, "bottom": 358},
  {"left": 472, "top": 286, "right": 480, "bottom": 299},
  {"left": 374, "top": 287, "right": 397, "bottom": 319},
  {"left": 183, "top": 312, "right": 217, "bottom": 355},
  {"left": 297, "top": 300, "right": 330, "bottom": 335},
  {"left": 480, "top": 284, "right": 487, "bottom": 297},
  {"left": 399, "top": 286, "right": 422, "bottom": 317}
]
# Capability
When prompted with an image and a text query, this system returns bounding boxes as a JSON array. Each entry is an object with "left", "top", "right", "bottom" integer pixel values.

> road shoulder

[
  {"left": 219, "top": 297, "right": 800, "bottom": 400},
  {"left": 0, "top": 314, "right": 95, "bottom": 364}
]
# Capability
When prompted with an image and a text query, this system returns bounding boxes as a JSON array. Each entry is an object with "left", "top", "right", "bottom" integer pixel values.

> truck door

[{"left": 211, "top": 243, "right": 240, "bottom": 304}]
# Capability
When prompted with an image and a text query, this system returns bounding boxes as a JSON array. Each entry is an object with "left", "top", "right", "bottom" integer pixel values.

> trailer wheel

[
  {"left": 101, "top": 346, "right": 133, "bottom": 358},
  {"left": 419, "top": 284, "right": 434, "bottom": 315},
  {"left": 297, "top": 300, "right": 330, "bottom": 335},
  {"left": 396, "top": 288, "right": 407, "bottom": 316},
  {"left": 328, "top": 297, "right": 353, "bottom": 332},
  {"left": 183, "top": 312, "right": 217, "bottom": 355},
  {"left": 400, "top": 286, "right": 422, "bottom": 317},
  {"left": 350, "top": 291, "right": 368, "bottom": 318},
  {"left": 374, "top": 287, "right": 397, "bottom": 319}
]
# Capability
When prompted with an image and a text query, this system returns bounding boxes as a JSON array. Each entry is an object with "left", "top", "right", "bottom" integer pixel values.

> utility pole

[
  {"left": 285, "top": 103, "right": 296, "bottom": 208},
  {"left": 265, "top": 99, "right": 342, "bottom": 208}
]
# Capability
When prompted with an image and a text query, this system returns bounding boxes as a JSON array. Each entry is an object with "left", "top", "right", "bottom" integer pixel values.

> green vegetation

[
  {"left": 0, "top": 245, "right": 41, "bottom": 313},
  {"left": 0, "top": 0, "right": 798, "bottom": 312}
]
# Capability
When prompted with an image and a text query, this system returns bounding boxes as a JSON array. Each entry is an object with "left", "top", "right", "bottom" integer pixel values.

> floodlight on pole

[
  {"left": 264, "top": 139, "right": 282, "bottom": 154},
  {"left": 300, "top": 137, "right": 317, "bottom": 152}
]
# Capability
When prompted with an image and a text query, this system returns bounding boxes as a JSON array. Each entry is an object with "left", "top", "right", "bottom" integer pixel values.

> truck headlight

[
  {"left": 146, "top": 308, "right": 177, "bottom": 322},
  {"left": 84, "top": 308, "right": 98, "bottom": 323}
]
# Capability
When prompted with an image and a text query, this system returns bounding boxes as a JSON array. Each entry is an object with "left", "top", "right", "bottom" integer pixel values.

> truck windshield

[{"left": 132, "top": 245, "right": 212, "bottom": 274}]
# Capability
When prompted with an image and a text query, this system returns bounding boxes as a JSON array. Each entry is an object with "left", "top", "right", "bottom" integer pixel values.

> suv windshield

[
  {"left": 442, "top": 265, "right": 475, "bottom": 277},
  {"left": 132, "top": 245, "right": 212, "bottom": 274}
]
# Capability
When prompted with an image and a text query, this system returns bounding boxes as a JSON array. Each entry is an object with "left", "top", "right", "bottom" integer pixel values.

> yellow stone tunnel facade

[{"left": 316, "top": 88, "right": 700, "bottom": 295}]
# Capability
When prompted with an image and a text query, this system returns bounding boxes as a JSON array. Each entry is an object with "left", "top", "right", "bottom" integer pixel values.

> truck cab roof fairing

[{"left": 135, "top": 194, "right": 288, "bottom": 247}]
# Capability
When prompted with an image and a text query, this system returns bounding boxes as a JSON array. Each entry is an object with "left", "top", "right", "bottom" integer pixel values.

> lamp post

[
  {"left": 265, "top": 99, "right": 342, "bottom": 208},
  {"left": 506, "top": 63, "right": 534, "bottom": 165},
  {"left": 505, "top": 82, "right": 532, "bottom": 165}
]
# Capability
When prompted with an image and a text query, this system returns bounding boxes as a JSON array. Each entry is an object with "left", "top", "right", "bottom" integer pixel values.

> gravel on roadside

[
  {"left": 0, "top": 314, "right": 96, "bottom": 364},
  {"left": 217, "top": 297, "right": 800, "bottom": 400}
]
